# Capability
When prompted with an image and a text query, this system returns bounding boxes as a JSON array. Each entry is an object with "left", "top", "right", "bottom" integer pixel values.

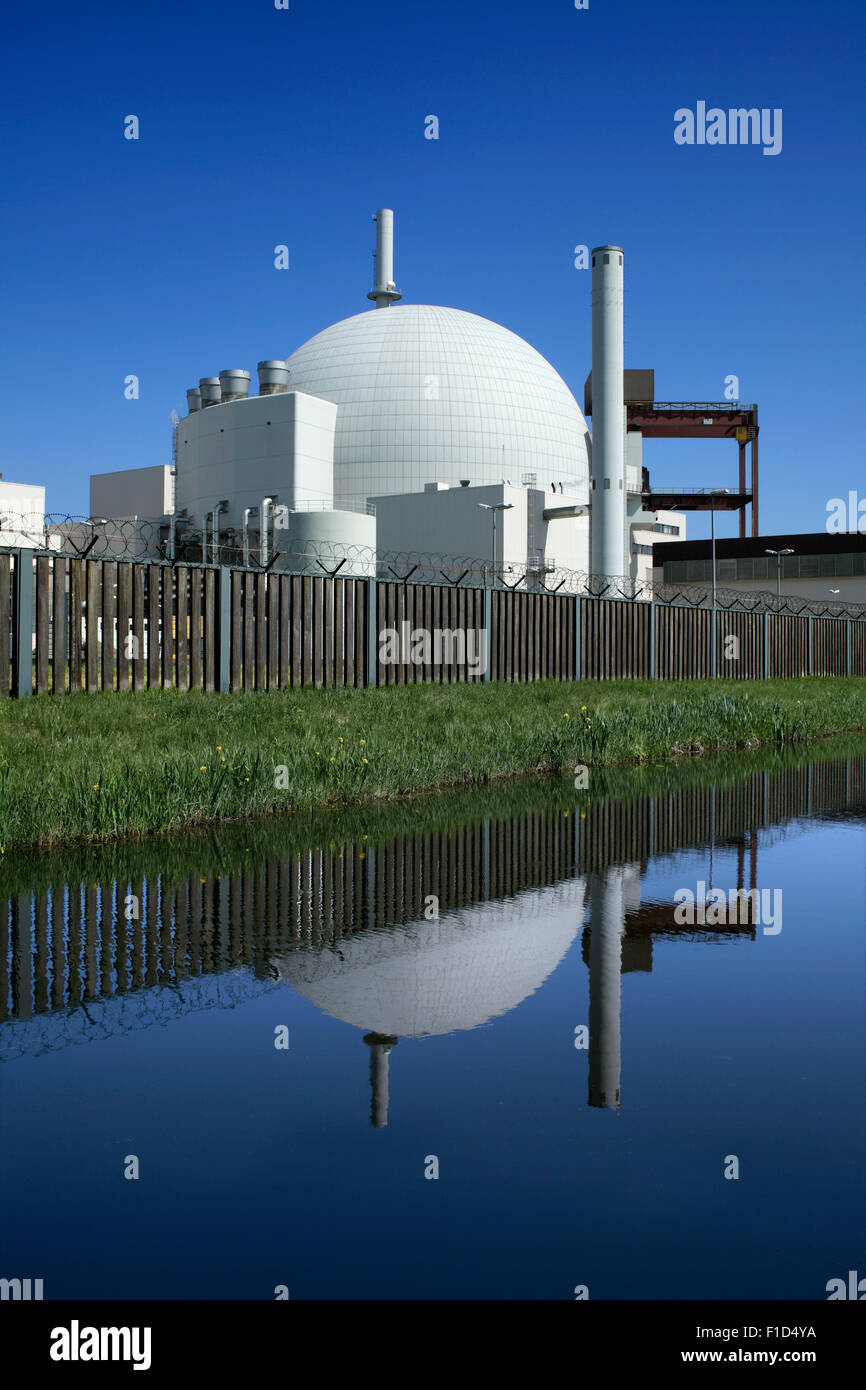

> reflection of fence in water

[{"left": 2, "top": 755, "right": 864, "bottom": 1060}]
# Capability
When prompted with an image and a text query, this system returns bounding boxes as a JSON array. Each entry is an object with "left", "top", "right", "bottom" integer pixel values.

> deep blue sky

[{"left": 2, "top": 0, "right": 863, "bottom": 539}]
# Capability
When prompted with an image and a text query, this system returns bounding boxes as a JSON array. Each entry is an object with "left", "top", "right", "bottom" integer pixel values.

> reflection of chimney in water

[
  {"left": 587, "top": 868, "right": 626, "bottom": 1109},
  {"left": 364, "top": 1033, "right": 398, "bottom": 1128}
]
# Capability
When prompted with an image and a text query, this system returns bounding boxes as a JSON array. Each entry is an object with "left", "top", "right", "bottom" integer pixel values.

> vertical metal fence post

[
  {"left": 846, "top": 619, "right": 852, "bottom": 676},
  {"left": 808, "top": 615, "right": 813, "bottom": 676},
  {"left": 574, "top": 596, "right": 582, "bottom": 681},
  {"left": 13, "top": 549, "right": 34, "bottom": 699},
  {"left": 762, "top": 611, "right": 769, "bottom": 681},
  {"left": 367, "top": 578, "right": 378, "bottom": 687},
  {"left": 217, "top": 566, "right": 231, "bottom": 693},
  {"left": 483, "top": 587, "right": 492, "bottom": 683}
]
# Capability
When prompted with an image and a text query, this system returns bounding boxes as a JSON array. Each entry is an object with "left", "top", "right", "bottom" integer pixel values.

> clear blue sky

[{"left": 2, "top": 0, "right": 863, "bottom": 541}]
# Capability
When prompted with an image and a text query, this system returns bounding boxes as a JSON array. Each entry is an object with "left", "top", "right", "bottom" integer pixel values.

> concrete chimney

[
  {"left": 590, "top": 246, "right": 626, "bottom": 579},
  {"left": 367, "top": 209, "right": 402, "bottom": 308}
]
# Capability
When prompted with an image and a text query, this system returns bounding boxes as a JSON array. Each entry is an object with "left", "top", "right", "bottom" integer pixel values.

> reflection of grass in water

[
  {"left": 0, "top": 720, "right": 864, "bottom": 898},
  {"left": 0, "top": 677, "right": 864, "bottom": 853}
]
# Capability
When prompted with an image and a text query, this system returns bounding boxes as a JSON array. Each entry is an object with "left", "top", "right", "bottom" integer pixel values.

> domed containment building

[
  {"left": 283, "top": 304, "right": 590, "bottom": 509},
  {"left": 167, "top": 210, "right": 682, "bottom": 579}
]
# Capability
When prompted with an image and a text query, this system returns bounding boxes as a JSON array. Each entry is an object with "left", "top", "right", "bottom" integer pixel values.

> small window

[
  {"left": 603, "top": 478, "right": 610, "bottom": 490},
  {"left": 603, "top": 253, "right": 610, "bottom": 264}
]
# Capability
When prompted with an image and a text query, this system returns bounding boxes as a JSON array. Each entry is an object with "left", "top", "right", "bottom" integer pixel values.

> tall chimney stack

[
  {"left": 367, "top": 209, "right": 402, "bottom": 308},
  {"left": 590, "top": 246, "right": 626, "bottom": 579}
]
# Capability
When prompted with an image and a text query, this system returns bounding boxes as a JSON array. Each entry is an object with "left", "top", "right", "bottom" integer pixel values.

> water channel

[{"left": 1, "top": 740, "right": 864, "bottom": 1299}]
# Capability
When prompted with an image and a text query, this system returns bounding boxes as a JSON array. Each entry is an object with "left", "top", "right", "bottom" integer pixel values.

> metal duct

[
  {"left": 199, "top": 377, "right": 221, "bottom": 408},
  {"left": 257, "top": 360, "right": 290, "bottom": 395},
  {"left": 218, "top": 369, "right": 251, "bottom": 402},
  {"left": 186, "top": 388, "right": 201, "bottom": 413}
]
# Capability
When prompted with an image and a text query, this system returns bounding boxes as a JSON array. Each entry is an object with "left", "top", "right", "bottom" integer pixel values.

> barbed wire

[{"left": 1, "top": 512, "right": 865, "bottom": 619}]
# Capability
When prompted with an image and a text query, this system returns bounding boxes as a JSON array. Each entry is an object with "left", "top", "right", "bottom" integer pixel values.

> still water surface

[{"left": 1, "top": 744, "right": 864, "bottom": 1299}]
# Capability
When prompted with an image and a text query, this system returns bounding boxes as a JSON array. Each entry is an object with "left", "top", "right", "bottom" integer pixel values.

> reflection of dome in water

[
  {"left": 284, "top": 305, "right": 590, "bottom": 508},
  {"left": 271, "top": 880, "right": 585, "bottom": 1037}
]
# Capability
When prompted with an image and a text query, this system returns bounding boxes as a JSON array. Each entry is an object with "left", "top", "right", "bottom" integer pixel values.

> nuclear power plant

[{"left": 86, "top": 212, "right": 689, "bottom": 583}]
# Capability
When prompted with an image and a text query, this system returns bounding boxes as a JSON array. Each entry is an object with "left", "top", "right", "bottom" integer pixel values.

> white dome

[{"left": 284, "top": 305, "right": 589, "bottom": 508}]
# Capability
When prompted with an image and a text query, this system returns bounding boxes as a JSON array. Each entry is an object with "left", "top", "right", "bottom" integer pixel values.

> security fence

[{"left": 2, "top": 545, "right": 866, "bottom": 697}]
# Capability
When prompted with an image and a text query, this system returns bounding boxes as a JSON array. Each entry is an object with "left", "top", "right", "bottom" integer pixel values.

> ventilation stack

[
  {"left": 199, "top": 377, "right": 221, "bottom": 408},
  {"left": 590, "top": 246, "right": 626, "bottom": 579},
  {"left": 367, "top": 209, "right": 402, "bottom": 308},
  {"left": 218, "top": 370, "right": 251, "bottom": 401},
  {"left": 257, "top": 361, "right": 290, "bottom": 395}
]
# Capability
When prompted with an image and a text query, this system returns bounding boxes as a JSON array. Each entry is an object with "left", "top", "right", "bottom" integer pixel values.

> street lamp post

[
  {"left": 765, "top": 547, "right": 795, "bottom": 602},
  {"left": 478, "top": 502, "right": 514, "bottom": 586},
  {"left": 243, "top": 509, "right": 253, "bottom": 568}
]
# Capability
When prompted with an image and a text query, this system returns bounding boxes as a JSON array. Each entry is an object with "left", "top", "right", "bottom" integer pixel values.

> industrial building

[
  {"left": 653, "top": 532, "right": 866, "bottom": 605},
  {"left": 84, "top": 212, "right": 686, "bottom": 584},
  {"left": 0, "top": 475, "right": 45, "bottom": 548},
  {"left": 90, "top": 464, "right": 175, "bottom": 521}
]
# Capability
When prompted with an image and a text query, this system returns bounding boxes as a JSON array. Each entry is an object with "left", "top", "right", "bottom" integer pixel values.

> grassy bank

[{"left": 1, "top": 677, "right": 864, "bottom": 850}]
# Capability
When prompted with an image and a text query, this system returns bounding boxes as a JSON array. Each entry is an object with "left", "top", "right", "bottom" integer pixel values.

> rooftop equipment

[
  {"left": 218, "top": 370, "right": 251, "bottom": 401},
  {"left": 257, "top": 361, "right": 290, "bottom": 395},
  {"left": 199, "top": 377, "right": 221, "bottom": 407},
  {"left": 367, "top": 209, "right": 402, "bottom": 308}
]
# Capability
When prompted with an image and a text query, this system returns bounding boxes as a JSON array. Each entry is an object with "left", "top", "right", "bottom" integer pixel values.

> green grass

[{"left": 0, "top": 677, "right": 864, "bottom": 850}]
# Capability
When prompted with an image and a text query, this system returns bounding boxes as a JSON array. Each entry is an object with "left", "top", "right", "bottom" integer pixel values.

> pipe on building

[
  {"left": 210, "top": 500, "right": 228, "bottom": 564},
  {"left": 257, "top": 360, "right": 290, "bottom": 395},
  {"left": 218, "top": 370, "right": 251, "bottom": 402},
  {"left": 260, "top": 497, "right": 275, "bottom": 567},
  {"left": 543, "top": 504, "right": 589, "bottom": 521},
  {"left": 367, "top": 209, "right": 402, "bottom": 308},
  {"left": 199, "top": 377, "right": 221, "bottom": 408},
  {"left": 590, "top": 246, "right": 626, "bottom": 579}
]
